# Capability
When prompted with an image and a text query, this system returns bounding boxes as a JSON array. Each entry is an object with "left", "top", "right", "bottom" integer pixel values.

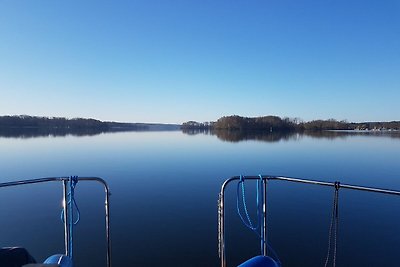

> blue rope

[
  {"left": 70, "top": 176, "right": 80, "bottom": 225},
  {"left": 60, "top": 176, "right": 81, "bottom": 259},
  {"left": 237, "top": 175, "right": 282, "bottom": 266},
  {"left": 236, "top": 175, "right": 259, "bottom": 231},
  {"left": 61, "top": 176, "right": 81, "bottom": 225}
]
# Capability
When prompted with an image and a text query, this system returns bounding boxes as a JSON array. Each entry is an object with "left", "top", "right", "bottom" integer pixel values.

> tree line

[
  {"left": 0, "top": 115, "right": 151, "bottom": 131},
  {"left": 213, "top": 115, "right": 296, "bottom": 131},
  {"left": 182, "top": 115, "right": 400, "bottom": 131},
  {"left": 2, "top": 115, "right": 399, "bottom": 132},
  {"left": 0, "top": 115, "right": 183, "bottom": 138},
  {"left": 0, "top": 115, "right": 109, "bottom": 129}
]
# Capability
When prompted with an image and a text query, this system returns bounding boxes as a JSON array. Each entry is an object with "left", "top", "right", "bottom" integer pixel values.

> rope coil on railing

[
  {"left": 61, "top": 176, "right": 81, "bottom": 225},
  {"left": 60, "top": 176, "right": 81, "bottom": 259}
]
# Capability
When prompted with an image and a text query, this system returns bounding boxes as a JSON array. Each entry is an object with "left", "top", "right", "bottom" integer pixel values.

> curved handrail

[
  {"left": 0, "top": 176, "right": 112, "bottom": 267},
  {"left": 218, "top": 175, "right": 400, "bottom": 267}
]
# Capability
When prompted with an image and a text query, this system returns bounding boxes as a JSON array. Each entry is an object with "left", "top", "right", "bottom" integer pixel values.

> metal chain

[
  {"left": 333, "top": 185, "right": 339, "bottom": 267},
  {"left": 324, "top": 182, "right": 340, "bottom": 267},
  {"left": 218, "top": 193, "right": 222, "bottom": 258}
]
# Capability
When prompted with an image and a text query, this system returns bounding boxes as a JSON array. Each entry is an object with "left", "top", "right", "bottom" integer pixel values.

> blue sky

[{"left": 0, "top": 0, "right": 399, "bottom": 123}]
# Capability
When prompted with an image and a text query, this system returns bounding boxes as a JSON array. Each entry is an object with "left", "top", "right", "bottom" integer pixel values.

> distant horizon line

[{"left": 1, "top": 114, "right": 399, "bottom": 125}]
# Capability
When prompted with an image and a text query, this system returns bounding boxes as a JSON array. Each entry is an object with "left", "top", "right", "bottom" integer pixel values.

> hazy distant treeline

[
  {"left": 0, "top": 115, "right": 109, "bottom": 129},
  {"left": 300, "top": 119, "right": 400, "bottom": 131},
  {"left": 2, "top": 115, "right": 399, "bottom": 134},
  {"left": 0, "top": 115, "right": 150, "bottom": 132},
  {"left": 0, "top": 115, "right": 182, "bottom": 138},
  {"left": 182, "top": 115, "right": 400, "bottom": 131}
]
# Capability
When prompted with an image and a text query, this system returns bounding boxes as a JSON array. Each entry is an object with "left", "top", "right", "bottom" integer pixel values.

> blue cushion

[
  {"left": 44, "top": 254, "right": 73, "bottom": 267},
  {"left": 238, "top": 255, "right": 280, "bottom": 267}
]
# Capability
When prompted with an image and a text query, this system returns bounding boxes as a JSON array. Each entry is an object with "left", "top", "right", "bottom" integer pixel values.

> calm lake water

[{"left": 0, "top": 130, "right": 399, "bottom": 267}]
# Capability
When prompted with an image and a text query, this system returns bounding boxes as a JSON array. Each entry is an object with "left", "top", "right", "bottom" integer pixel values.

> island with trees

[
  {"left": 181, "top": 115, "right": 400, "bottom": 142},
  {"left": 182, "top": 115, "right": 400, "bottom": 132}
]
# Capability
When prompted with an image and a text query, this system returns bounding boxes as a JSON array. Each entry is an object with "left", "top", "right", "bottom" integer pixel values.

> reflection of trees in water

[
  {"left": 0, "top": 127, "right": 108, "bottom": 138},
  {"left": 182, "top": 129, "right": 300, "bottom": 142},
  {"left": 181, "top": 129, "right": 400, "bottom": 143},
  {"left": 0, "top": 127, "right": 143, "bottom": 139},
  {"left": 2, "top": 127, "right": 399, "bottom": 140},
  {"left": 303, "top": 130, "right": 349, "bottom": 140},
  {"left": 305, "top": 130, "right": 400, "bottom": 140},
  {"left": 181, "top": 128, "right": 297, "bottom": 142},
  {"left": 181, "top": 128, "right": 212, "bottom": 136},
  {"left": 213, "top": 130, "right": 297, "bottom": 143}
]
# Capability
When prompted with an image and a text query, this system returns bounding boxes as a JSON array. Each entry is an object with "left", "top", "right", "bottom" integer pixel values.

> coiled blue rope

[
  {"left": 60, "top": 176, "right": 81, "bottom": 258},
  {"left": 61, "top": 176, "right": 81, "bottom": 225}
]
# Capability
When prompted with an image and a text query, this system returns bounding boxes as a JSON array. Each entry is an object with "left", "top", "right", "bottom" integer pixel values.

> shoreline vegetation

[
  {"left": 0, "top": 115, "right": 180, "bottom": 138},
  {"left": 182, "top": 115, "right": 400, "bottom": 132},
  {"left": 0, "top": 115, "right": 399, "bottom": 139},
  {"left": 181, "top": 115, "right": 400, "bottom": 142}
]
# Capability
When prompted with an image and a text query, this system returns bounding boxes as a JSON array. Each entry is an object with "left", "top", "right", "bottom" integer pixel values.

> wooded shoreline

[
  {"left": 182, "top": 115, "right": 400, "bottom": 132},
  {"left": 1, "top": 115, "right": 399, "bottom": 133}
]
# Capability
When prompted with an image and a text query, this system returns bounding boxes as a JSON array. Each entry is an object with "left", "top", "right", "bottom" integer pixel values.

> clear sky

[{"left": 0, "top": 0, "right": 399, "bottom": 124}]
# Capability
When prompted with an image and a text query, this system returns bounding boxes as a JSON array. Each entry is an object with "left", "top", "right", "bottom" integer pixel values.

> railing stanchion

[
  {"left": 262, "top": 177, "right": 268, "bottom": 256},
  {"left": 62, "top": 179, "right": 70, "bottom": 257}
]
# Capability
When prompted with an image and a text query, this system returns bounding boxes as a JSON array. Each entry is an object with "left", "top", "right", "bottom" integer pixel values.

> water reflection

[
  {"left": 1, "top": 130, "right": 399, "bottom": 267},
  {"left": 213, "top": 130, "right": 297, "bottom": 142},
  {"left": 2, "top": 127, "right": 400, "bottom": 142},
  {"left": 0, "top": 127, "right": 109, "bottom": 138},
  {"left": 306, "top": 130, "right": 400, "bottom": 140},
  {"left": 0, "top": 127, "right": 152, "bottom": 139},
  {"left": 182, "top": 129, "right": 400, "bottom": 142}
]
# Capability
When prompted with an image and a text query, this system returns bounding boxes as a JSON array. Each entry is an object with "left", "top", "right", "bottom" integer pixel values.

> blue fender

[
  {"left": 44, "top": 254, "right": 73, "bottom": 267},
  {"left": 238, "top": 255, "right": 280, "bottom": 267}
]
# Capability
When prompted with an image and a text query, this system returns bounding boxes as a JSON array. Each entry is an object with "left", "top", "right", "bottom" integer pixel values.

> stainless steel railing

[
  {"left": 0, "top": 176, "right": 111, "bottom": 267},
  {"left": 218, "top": 175, "right": 400, "bottom": 267}
]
